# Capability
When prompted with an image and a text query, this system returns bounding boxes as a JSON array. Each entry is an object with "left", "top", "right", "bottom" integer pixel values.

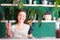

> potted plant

[{"left": 27, "top": 7, "right": 43, "bottom": 27}]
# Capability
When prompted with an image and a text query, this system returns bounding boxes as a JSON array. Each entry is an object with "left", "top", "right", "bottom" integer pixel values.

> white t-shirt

[{"left": 11, "top": 24, "right": 30, "bottom": 39}]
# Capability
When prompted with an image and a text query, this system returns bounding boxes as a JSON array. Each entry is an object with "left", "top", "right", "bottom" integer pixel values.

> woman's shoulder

[
  {"left": 24, "top": 24, "right": 30, "bottom": 28},
  {"left": 12, "top": 24, "right": 16, "bottom": 28},
  {"left": 12, "top": 24, "right": 16, "bottom": 27},
  {"left": 11, "top": 24, "right": 16, "bottom": 32},
  {"left": 24, "top": 24, "right": 30, "bottom": 26},
  {"left": 24, "top": 23, "right": 29, "bottom": 26}
]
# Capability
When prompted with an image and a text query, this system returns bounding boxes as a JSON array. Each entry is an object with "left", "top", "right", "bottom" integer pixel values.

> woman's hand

[
  {"left": 6, "top": 22, "right": 12, "bottom": 38},
  {"left": 6, "top": 22, "right": 11, "bottom": 30},
  {"left": 28, "top": 34, "right": 33, "bottom": 39}
]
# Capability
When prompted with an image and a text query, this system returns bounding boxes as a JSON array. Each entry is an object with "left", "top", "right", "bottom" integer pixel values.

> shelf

[
  {"left": 1, "top": 4, "right": 18, "bottom": 6},
  {"left": 33, "top": 20, "right": 56, "bottom": 22},
  {"left": 1, "top": 4, "right": 60, "bottom": 7},
  {"left": 0, "top": 20, "right": 56, "bottom": 23}
]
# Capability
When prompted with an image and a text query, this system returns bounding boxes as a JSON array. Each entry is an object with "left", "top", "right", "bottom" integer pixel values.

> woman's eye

[{"left": 23, "top": 15, "right": 26, "bottom": 17}]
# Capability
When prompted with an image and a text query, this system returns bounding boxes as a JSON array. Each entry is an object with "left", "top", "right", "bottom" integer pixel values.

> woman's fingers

[
  {"left": 6, "top": 23, "right": 9, "bottom": 29},
  {"left": 6, "top": 22, "right": 11, "bottom": 31},
  {"left": 6, "top": 22, "right": 12, "bottom": 38},
  {"left": 6, "top": 30, "right": 12, "bottom": 38}
]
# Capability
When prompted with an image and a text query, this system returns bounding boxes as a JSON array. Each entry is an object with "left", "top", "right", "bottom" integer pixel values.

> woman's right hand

[
  {"left": 6, "top": 22, "right": 11, "bottom": 30},
  {"left": 6, "top": 22, "right": 12, "bottom": 38}
]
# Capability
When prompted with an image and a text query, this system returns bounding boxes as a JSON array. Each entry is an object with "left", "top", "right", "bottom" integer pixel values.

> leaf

[
  {"left": 54, "top": 0, "right": 60, "bottom": 19},
  {"left": 9, "top": 6, "right": 14, "bottom": 15},
  {"left": 18, "top": 0, "right": 23, "bottom": 9},
  {"left": 27, "top": 7, "right": 43, "bottom": 27}
]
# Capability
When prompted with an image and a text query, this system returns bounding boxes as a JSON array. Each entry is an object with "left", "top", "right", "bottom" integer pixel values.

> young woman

[{"left": 6, "top": 9, "right": 33, "bottom": 39}]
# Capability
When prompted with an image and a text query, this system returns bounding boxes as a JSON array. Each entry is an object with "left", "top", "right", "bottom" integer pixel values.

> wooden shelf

[{"left": 1, "top": 4, "right": 60, "bottom": 7}]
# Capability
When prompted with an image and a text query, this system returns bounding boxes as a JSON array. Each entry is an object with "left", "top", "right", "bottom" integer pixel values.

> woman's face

[{"left": 17, "top": 11, "right": 26, "bottom": 23}]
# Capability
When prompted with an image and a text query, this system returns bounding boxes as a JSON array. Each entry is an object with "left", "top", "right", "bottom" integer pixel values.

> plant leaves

[{"left": 18, "top": 0, "right": 23, "bottom": 9}]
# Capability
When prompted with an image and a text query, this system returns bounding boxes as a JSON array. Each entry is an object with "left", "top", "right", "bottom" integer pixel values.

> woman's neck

[
  {"left": 16, "top": 22, "right": 24, "bottom": 30},
  {"left": 17, "top": 22, "right": 24, "bottom": 26}
]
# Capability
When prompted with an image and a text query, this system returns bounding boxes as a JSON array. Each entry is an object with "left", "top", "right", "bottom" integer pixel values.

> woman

[{"left": 6, "top": 9, "right": 33, "bottom": 39}]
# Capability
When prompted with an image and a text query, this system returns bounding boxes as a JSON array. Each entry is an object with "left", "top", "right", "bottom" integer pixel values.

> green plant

[
  {"left": 8, "top": 0, "right": 15, "bottom": 20},
  {"left": 7, "top": 0, "right": 17, "bottom": 20},
  {"left": 52, "top": 0, "right": 60, "bottom": 19},
  {"left": 27, "top": 7, "right": 43, "bottom": 27},
  {"left": 27, "top": 7, "right": 35, "bottom": 20},
  {"left": 56, "top": 0, "right": 60, "bottom": 16},
  {"left": 9, "top": 6, "right": 14, "bottom": 20},
  {"left": 18, "top": 0, "right": 24, "bottom": 9},
  {"left": 4, "top": 0, "right": 23, "bottom": 20}
]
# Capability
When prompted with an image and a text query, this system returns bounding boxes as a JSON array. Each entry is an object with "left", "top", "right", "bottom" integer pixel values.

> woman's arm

[
  {"left": 28, "top": 26, "right": 33, "bottom": 39},
  {"left": 6, "top": 22, "right": 13, "bottom": 38}
]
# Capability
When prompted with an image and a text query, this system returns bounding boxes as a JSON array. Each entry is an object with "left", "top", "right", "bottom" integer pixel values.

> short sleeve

[
  {"left": 28, "top": 26, "right": 33, "bottom": 34},
  {"left": 11, "top": 25, "right": 16, "bottom": 33}
]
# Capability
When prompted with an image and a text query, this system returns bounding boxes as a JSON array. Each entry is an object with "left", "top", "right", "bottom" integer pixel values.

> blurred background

[{"left": 0, "top": 0, "right": 60, "bottom": 39}]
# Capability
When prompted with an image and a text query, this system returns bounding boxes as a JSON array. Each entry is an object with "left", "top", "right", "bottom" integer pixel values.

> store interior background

[{"left": 0, "top": 0, "right": 60, "bottom": 38}]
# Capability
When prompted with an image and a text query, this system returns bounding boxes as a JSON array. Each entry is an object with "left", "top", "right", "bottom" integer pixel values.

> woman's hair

[{"left": 15, "top": 9, "right": 26, "bottom": 24}]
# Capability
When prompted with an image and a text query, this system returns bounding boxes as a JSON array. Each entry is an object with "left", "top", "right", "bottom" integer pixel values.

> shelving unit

[
  {"left": 0, "top": 0, "right": 57, "bottom": 38},
  {"left": 0, "top": 20, "right": 56, "bottom": 23},
  {"left": 0, "top": 3, "right": 58, "bottom": 23}
]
